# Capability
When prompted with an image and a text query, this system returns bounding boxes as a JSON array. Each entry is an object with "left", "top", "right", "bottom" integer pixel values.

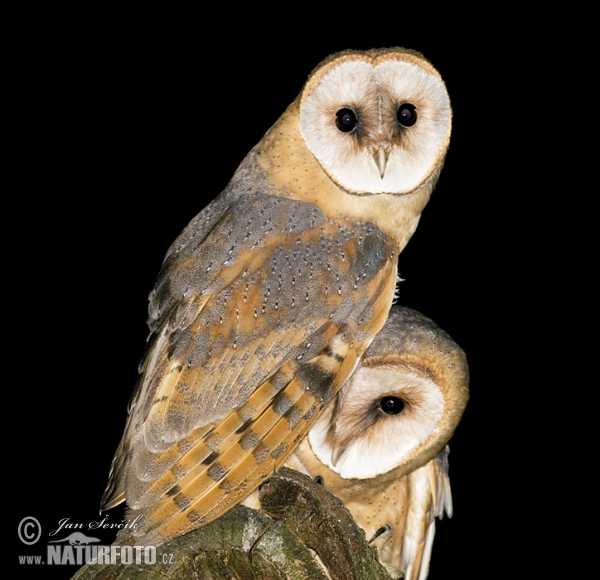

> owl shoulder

[{"left": 148, "top": 190, "right": 394, "bottom": 334}]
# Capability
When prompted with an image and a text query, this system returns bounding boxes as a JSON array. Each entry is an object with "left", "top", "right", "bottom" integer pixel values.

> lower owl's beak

[
  {"left": 331, "top": 444, "right": 347, "bottom": 467},
  {"left": 371, "top": 147, "right": 389, "bottom": 179}
]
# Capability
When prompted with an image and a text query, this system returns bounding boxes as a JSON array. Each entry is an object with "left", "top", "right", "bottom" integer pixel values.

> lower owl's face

[
  {"left": 307, "top": 363, "right": 446, "bottom": 479},
  {"left": 299, "top": 50, "right": 452, "bottom": 195}
]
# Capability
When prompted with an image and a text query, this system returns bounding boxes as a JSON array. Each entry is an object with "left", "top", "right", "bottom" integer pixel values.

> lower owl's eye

[
  {"left": 397, "top": 103, "right": 417, "bottom": 127},
  {"left": 335, "top": 107, "right": 358, "bottom": 132},
  {"left": 380, "top": 396, "right": 405, "bottom": 415}
]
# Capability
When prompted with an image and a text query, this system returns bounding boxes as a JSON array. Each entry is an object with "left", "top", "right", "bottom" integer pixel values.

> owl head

[
  {"left": 298, "top": 48, "right": 452, "bottom": 196},
  {"left": 307, "top": 305, "right": 469, "bottom": 480},
  {"left": 252, "top": 47, "right": 452, "bottom": 253}
]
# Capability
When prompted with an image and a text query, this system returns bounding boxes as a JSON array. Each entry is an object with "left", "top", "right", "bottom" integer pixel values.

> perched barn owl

[
  {"left": 281, "top": 305, "right": 469, "bottom": 580},
  {"left": 100, "top": 47, "right": 452, "bottom": 548}
]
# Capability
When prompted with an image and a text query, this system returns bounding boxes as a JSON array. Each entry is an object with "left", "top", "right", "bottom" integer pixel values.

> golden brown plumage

[{"left": 101, "top": 47, "right": 452, "bottom": 548}]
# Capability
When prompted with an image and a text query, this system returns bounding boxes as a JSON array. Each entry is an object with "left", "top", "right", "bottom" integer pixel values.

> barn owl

[
  {"left": 100, "top": 47, "right": 452, "bottom": 548},
  {"left": 280, "top": 305, "right": 469, "bottom": 580}
]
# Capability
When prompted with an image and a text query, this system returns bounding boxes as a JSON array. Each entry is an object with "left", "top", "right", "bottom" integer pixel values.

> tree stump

[{"left": 72, "top": 468, "right": 391, "bottom": 579}]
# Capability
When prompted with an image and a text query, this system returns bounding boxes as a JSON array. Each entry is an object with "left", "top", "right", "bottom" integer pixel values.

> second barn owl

[
  {"left": 280, "top": 305, "right": 469, "bottom": 580},
  {"left": 100, "top": 48, "right": 452, "bottom": 548}
]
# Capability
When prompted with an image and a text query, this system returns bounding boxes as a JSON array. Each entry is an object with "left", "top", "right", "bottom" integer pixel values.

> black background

[{"left": 11, "top": 7, "right": 566, "bottom": 579}]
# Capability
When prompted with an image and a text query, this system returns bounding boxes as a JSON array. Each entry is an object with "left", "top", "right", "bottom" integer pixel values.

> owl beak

[
  {"left": 371, "top": 147, "right": 389, "bottom": 179},
  {"left": 331, "top": 444, "right": 348, "bottom": 467}
]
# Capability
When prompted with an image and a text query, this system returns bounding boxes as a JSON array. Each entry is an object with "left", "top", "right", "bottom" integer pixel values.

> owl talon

[{"left": 369, "top": 523, "right": 392, "bottom": 543}]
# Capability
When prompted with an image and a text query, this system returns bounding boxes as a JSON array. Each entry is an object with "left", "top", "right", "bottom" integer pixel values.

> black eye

[
  {"left": 335, "top": 107, "right": 358, "bottom": 132},
  {"left": 397, "top": 103, "right": 417, "bottom": 127},
  {"left": 380, "top": 396, "right": 405, "bottom": 415}
]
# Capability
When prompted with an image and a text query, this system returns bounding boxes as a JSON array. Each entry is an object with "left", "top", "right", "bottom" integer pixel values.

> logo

[
  {"left": 18, "top": 517, "right": 42, "bottom": 545},
  {"left": 17, "top": 514, "right": 174, "bottom": 567},
  {"left": 48, "top": 532, "right": 101, "bottom": 545},
  {"left": 46, "top": 543, "right": 157, "bottom": 566}
]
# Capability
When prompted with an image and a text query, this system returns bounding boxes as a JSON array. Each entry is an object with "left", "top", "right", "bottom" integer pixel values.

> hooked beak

[
  {"left": 331, "top": 444, "right": 347, "bottom": 467},
  {"left": 371, "top": 147, "right": 389, "bottom": 179}
]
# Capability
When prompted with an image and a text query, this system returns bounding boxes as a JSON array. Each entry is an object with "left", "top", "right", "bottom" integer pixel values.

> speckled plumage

[{"left": 101, "top": 47, "right": 452, "bottom": 548}]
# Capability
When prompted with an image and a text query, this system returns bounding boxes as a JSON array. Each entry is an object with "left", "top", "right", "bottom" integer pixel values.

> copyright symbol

[{"left": 18, "top": 517, "right": 41, "bottom": 545}]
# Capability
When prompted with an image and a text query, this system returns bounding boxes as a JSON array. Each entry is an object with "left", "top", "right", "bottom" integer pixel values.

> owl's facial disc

[
  {"left": 299, "top": 55, "right": 451, "bottom": 195},
  {"left": 307, "top": 365, "right": 446, "bottom": 479}
]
